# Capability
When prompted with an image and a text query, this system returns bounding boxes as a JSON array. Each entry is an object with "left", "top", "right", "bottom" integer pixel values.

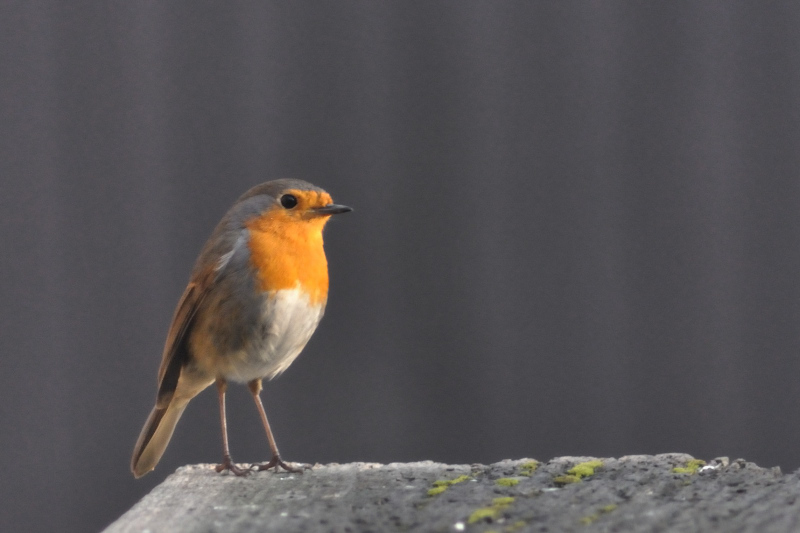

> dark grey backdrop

[{"left": 3, "top": 2, "right": 800, "bottom": 532}]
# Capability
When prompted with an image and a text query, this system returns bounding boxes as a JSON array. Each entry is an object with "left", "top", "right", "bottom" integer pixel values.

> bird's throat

[{"left": 245, "top": 213, "right": 330, "bottom": 305}]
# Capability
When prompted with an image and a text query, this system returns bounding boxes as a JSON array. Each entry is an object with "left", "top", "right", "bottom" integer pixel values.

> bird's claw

[
  {"left": 251, "top": 455, "right": 308, "bottom": 474},
  {"left": 215, "top": 455, "right": 250, "bottom": 476}
]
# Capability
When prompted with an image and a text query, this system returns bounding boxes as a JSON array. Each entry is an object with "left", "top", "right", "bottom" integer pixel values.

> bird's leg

[
  {"left": 248, "top": 379, "right": 306, "bottom": 473},
  {"left": 214, "top": 378, "right": 249, "bottom": 476}
]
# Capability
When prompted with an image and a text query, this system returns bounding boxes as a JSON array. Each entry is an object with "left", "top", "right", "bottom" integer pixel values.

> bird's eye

[{"left": 280, "top": 194, "right": 298, "bottom": 209}]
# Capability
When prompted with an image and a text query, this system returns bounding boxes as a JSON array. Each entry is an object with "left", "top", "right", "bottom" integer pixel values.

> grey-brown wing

[
  {"left": 154, "top": 274, "right": 211, "bottom": 408},
  {"left": 153, "top": 232, "right": 248, "bottom": 407}
]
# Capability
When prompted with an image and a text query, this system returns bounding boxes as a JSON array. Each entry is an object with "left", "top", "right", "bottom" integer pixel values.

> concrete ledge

[{"left": 105, "top": 454, "right": 800, "bottom": 532}]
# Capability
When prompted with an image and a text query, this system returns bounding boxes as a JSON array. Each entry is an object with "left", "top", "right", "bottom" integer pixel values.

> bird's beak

[{"left": 313, "top": 204, "right": 353, "bottom": 216}]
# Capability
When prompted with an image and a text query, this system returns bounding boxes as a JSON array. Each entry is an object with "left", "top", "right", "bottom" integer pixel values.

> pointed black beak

[{"left": 313, "top": 204, "right": 353, "bottom": 216}]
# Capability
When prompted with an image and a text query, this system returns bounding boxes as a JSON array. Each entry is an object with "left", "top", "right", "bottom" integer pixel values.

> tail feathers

[{"left": 131, "top": 402, "right": 187, "bottom": 478}]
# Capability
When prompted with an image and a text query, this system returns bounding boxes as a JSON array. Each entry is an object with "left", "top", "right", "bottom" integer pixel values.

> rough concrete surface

[{"left": 105, "top": 455, "right": 800, "bottom": 533}]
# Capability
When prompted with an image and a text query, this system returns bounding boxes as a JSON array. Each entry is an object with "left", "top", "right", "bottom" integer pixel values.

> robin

[{"left": 131, "top": 179, "right": 351, "bottom": 478}]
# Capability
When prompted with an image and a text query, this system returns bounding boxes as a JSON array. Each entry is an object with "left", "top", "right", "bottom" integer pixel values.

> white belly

[{"left": 225, "top": 288, "right": 325, "bottom": 382}]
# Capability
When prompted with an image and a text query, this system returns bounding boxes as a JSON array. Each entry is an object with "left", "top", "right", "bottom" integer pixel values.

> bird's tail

[{"left": 130, "top": 402, "right": 187, "bottom": 478}]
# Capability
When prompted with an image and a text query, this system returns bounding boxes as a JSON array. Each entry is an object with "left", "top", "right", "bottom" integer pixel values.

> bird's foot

[
  {"left": 215, "top": 455, "right": 250, "bottom": 476},
  {"left": 251, "top": 455, "right": 308, "bottom": 474}
]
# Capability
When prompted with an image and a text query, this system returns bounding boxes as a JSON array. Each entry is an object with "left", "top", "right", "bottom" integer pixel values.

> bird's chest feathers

[{"left": 245, "top": 215, "right": 329, "bottom": 305}]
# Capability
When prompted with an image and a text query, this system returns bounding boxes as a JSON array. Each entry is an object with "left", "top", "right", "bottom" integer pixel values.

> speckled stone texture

[{"left": 104, "top": 454, "right": 800, "bottom": 533}]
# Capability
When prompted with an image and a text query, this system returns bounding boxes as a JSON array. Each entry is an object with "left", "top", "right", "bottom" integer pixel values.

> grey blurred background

[{"left": 2, "top": 1, "right": 799, "bottom": 531}]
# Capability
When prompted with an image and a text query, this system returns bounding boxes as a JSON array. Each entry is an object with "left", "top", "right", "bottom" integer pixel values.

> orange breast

[{"left": 245, "top": 210, "right": 330, "bottom": 305}]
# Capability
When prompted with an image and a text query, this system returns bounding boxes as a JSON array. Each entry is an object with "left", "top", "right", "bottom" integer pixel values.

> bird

[{"left": 131, "top": 179, "right": 351, "bottom": 478}]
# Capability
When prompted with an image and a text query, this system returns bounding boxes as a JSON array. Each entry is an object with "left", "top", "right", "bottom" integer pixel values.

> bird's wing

[{"left": 154, "top": 233, "right": 247, "bottom": 407}]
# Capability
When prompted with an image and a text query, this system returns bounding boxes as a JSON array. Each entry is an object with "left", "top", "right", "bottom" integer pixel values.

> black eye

[{"left": 280, "top": 194, "right": 298, "bottom": 209}]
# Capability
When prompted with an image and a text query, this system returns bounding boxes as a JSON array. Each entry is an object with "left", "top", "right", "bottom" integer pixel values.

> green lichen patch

[
  {"left": 553, "top": 474, "right": 581, "bottom": 486},
  {"left": 495, "top": 477, "right": 520, "bottom": 487},
  {"left": 554, "top": 460, "right": 603, "bottom": 487},
  {"left": 427, "top": 474, "right": 471, "bottom": 497},
  {"left": 579, "top": 503, "right": 618, "bottom": 525},
  {"left": 467, "top": 497, "right": 515, "bottom": 524},
  {"left": 468, "top": 507, "right": 499, "bottom": 524},
  {"left": 431, "top": 474, "right": 470, "bottom": 487},
  {"left": 520, "top": 461, "right": 539, "bottom": 476},
  {"left": 672, "top": 459, "right": 706, "bottom": 474},
  {"left": 568, "top": 460, "right": 604, "bottom": 478}
]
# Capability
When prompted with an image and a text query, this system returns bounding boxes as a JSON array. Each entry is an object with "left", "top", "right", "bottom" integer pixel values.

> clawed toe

[
  {"left": 251, "top": 455, "right": 307, "bottom": 474},
  {"left": 215, "top": 455, "right": 250, "bottom": 476}
]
